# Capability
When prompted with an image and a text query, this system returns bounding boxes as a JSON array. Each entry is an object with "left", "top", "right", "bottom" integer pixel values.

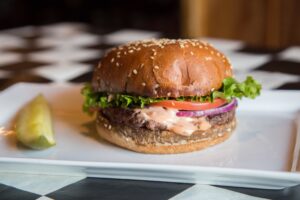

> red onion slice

[{"left": 176, "top": 98, "right": 238, "bottom": 117}]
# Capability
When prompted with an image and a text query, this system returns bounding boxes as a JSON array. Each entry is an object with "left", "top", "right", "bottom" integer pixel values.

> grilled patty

[{"left": 101, "top": 107, "right": 235, "bottom": 132}]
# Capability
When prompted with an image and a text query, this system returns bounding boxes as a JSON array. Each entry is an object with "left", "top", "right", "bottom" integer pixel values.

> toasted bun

[
  {"left": 96, "top": 114, "right": 236, "bottom": 154},
  {"left": 92, "top": 39, "right": 232, "bottom": 98}
]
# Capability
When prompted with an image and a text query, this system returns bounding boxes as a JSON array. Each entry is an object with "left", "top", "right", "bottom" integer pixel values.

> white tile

[
  {"left": 0, "top": 52, "right": 22, "bottom": 66},
  {"left": 33, "top": 63, "right": 92, "bottom": 82},
  {"left": 0, "top": 26, "right": 37, "bottom": 37},
  {"left": 36, "top": 33, "right": 101, "bottom": 48},
  {"left": 227, "top": 52, "right": 271, "bottom": 72},
  {"left": 29, "top": 48, "right": 102, "bottom": 63},
  {"left": 170, "top": 185, "right": 269, "bottom": 200},
  {"left": 36, "top": 196, "right": 54, "bottom": 200},
  {"left": 278, "top": 46, "right": 300, "bottom": 62},
  {"left": 0, "top": 172, "right": 85, "bottom": 195},
  {"left": 103, "top": 29, "right": 160, "bottom": 45},
  {"left": 0, "top": 34, "right": 27, "bottom": 49},
  {"left": 39, "top": 22, "right": 87, "bottom": 37},
  {"left": 234, "top": 70, "right": 300, "bottom": 89},
  {"left": 198, "top": 37, "right": 245, "bottom": 52}
]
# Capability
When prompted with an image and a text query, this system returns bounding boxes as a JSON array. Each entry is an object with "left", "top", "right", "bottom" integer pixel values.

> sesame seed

[
  {"left": 171, "top": 102, "right": 175, "bottom": 106},
  {"left": 133, "top": 69, "right": 138, "bottom": 74},
  {"left": 117, "top": 55, "right": 120, "bottom": 58},
  {"left": 190, "top": 51, "right": 194, "bottom": 55},
  {"left": 154, "top": 65, "right": 159, "bottom": 69},
  {"left": 129, "top": 50, "right": 134, "bottom": 53},
  {"left": 104, "top": 123, "right": 108, "bottom": 128},
  {"left": 108, "top": 125, "right": 112, "bottom": 130},
  {"left": 140, "top": 63, "right": 144, "bottom": 68},
  {"left": 154, "top": 84, "right": 160, "bottom": 88},
  {"left": 216, "top": 52, "right": 221, "bottom": 57},
  {"left": 111, "top": 58, "right": 114, "bottom": 63},
  {"left": 154, "top": 90, "right": 158, "bottom": 95},
  {"left": 199, "top": 45, "right": 203, "bottom": 48},
  {"left": 222, "top": 59, "right": 226, "bottom": 63},
  {"left": 167, "top": 92, "right": 171, "bottom": 96},
  {"left": 116, "top": 62, "right": 119, "bottom": 67},
  {"left": 150, "top": 56, "right": 155, "bottom": 59},
  {"left": 210, "top": 51, "right": 214, "bottom": 55},
  {"left": 142, "top": 82, "right": 146, "bottom": 86}
]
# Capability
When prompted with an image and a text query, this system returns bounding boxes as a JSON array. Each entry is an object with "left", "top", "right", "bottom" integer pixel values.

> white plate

[{"left": 0, "top": 83, "right": 300, "bottom": 189}]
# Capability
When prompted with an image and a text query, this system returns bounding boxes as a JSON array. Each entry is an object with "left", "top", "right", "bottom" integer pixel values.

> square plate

[{"left": 0, "top": 83, "right": 300, "bottom": 189}]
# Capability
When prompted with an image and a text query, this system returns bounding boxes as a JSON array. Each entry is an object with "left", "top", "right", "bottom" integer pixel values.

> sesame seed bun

[
  {"left": 91, "top": 39, "right": 236, "bottom": 154},
  {"left": 92, "top": 39, "right": 232, "bottom": 97}
]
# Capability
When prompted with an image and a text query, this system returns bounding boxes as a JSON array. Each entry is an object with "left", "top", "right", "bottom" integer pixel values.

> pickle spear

[{"left": 16, "top": 94, "right": 55, "bottom": 150}]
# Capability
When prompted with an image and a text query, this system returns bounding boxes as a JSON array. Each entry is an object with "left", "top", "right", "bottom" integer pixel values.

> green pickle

[{"left": 16, "top": 94, "right": 56, "bottom": 150}]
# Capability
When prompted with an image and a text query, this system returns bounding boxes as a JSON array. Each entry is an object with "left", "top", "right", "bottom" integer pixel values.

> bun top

[{"left": 92, "top": 39, "right": 232, "bottom": 98}]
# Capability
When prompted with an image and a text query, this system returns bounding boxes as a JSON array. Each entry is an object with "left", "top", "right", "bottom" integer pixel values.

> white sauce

[{"left": 138, "top": 107, "right": 211, "bottom": 136}]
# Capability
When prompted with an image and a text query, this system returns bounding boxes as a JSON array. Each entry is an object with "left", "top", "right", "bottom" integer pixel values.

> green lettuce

[{"left": 82, "top": 76, "right": 261, "bottom": 113}]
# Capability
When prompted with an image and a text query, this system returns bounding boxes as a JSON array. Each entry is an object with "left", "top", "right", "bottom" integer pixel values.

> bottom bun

[{"left": 96, "top": 114, "right": 236, "bottom": 154}]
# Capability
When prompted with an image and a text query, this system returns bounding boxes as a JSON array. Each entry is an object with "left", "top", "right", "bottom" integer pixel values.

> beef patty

[{"left": 101, "top": 107, "right": 235, "bottom": 132}]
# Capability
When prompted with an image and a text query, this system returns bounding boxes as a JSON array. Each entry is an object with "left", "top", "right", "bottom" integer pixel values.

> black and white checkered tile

[
  {"left": 0, "top": 22, "right": 299, "bottom": 91},
  {"left": 1, "top": 22, "right": 300, "bottom": 200},
  {"left": 0, "top": 176, "right": 274, "bottom": 200}
]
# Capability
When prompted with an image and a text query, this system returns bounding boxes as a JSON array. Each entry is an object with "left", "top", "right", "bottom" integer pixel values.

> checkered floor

[
  {"left": 0, "top": 178, "right": 192, "bottom": 200},
  {"left": 0, "top": 22, "right": 299, "bottom": 92},
  {"left": 1, "top": 22, "right": 300, "bottom": 200},
  {"left": 2, "top": 176, "right": 299, "bottom": 200}
]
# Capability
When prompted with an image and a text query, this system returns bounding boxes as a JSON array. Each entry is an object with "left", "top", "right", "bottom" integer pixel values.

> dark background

[{"left": 0, "top": 0, "right": 180, "bottom": 37}]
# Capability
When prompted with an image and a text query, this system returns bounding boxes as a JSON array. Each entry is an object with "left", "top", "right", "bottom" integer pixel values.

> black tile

[
  {"left": 0, "top": 183, "right": 39, "bottom": 200},
  {"left": 0, "top": 60, "right": 49, "bottom": 71},
  {"left": 85, "top": 43, "right": 116, "bottom": 51},
  {"left": 47, "top": 178, "right": 192, "bottom": 200},
  {"left": 80, "top": 58, "right": 100, "bottom": 67},
  {"left": 277, "top": 81, "right": 300, "bottom": 90},
  {"left": 237, "top": 46, "right": 286, "bottom": 54},
  {"left": 0, "top": 73, "right": 51, "bottom": 91},
  {"left": 70, "top": 71, "right": 93, "bottom": 83},
  {"left": 256, "top": 60, "right": 300, "bottom": 75},
  {"left": 5, "top": 46, "right": 51, "bottom": 54}
]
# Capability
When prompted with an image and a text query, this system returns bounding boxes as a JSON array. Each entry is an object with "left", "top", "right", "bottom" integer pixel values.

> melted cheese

[{"left": 138, "top": 107, "right": 211, "bottom": 136}]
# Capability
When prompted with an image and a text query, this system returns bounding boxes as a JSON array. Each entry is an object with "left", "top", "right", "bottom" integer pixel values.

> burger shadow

[{"left": 80, "top": 120, "right": 110, "bottom": 145}]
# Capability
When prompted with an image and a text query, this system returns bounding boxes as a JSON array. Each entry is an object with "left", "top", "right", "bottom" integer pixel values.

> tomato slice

[{"left": 149, "top": 98, "right": 227, "bottom": 111}]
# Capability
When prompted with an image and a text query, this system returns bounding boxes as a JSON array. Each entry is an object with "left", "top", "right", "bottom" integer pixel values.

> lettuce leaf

[{"left": 82, "top": 76, "right": 261, "bottom": 113}]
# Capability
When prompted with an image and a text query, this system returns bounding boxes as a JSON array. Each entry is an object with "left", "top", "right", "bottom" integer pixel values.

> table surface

[{"left": 0, "top": 22, "right": 300, "bottom": 200}]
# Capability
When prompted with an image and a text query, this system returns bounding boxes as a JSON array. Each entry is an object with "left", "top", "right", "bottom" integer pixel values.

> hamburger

[{"left": 82, "top": 39, "right": 261, "bottom": 154}]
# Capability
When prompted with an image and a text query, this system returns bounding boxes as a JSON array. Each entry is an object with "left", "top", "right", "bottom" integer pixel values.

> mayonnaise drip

[{"left": 138, "top": 107, "right": 211, "bottom": 136}]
